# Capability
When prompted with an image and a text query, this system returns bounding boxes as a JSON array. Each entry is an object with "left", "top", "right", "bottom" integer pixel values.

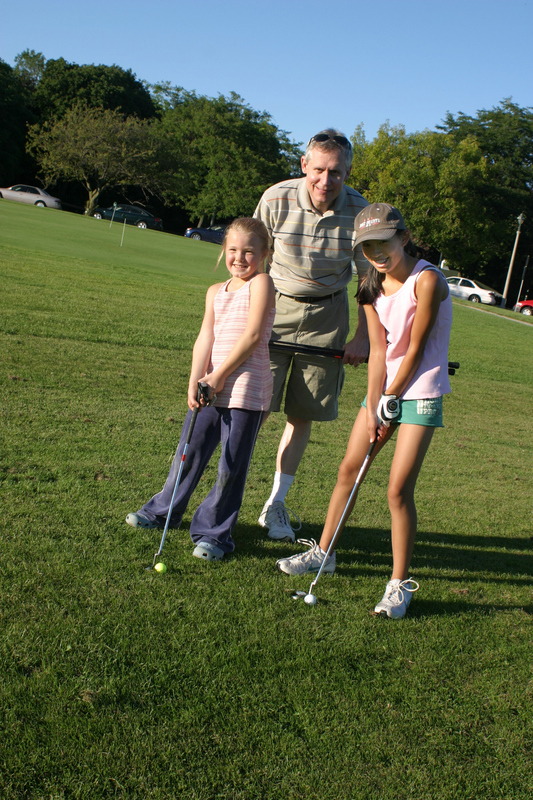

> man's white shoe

[
  {"left": 258, "top": 501, "right": 301, "bottom": 542},
  {"left": 373, "top": 578, "right": 419, "bottom": 619}
]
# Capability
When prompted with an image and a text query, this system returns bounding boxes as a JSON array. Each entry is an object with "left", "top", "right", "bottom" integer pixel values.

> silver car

[
  {"left": 0, "top": 184, "right": 62, "bottom": 209},
  {"left": 446, "top": 277, "right": 503, "bottom": 305}
]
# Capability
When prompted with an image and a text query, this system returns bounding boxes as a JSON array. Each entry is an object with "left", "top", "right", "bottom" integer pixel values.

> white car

[
  {"left": 0, "top": 184, "right": 62, "bottom": 209},
  {"left": 446, "top": 277, "right": 503, "bottom": 305}
]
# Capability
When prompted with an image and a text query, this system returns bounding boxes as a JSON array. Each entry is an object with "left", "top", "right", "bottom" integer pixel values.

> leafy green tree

[
  {"left": 152, "top": 88, "right": 302, "bottom": 223},
  {"left": 348, "top": 118, "right": 529, "bottom": 286},
  {"left": 13, "top": 49, "right": 46, "bottom": 92},
  {"left": 0, "top": 59, "right": 35, "bottom": 184},
  {"left": 439, "top": 100, "right": 533, "bottom": 282},
  {"left": 31, "top": 58, "right": 156, "bottom": 121},
  {"left": 27, "top": 105, "right": 160, "bottom": 212}
]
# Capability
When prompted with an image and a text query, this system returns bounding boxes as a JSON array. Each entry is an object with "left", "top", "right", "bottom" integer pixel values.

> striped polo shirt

[{"left": 254, "top": 177, "right": 369, "bottom": 298}]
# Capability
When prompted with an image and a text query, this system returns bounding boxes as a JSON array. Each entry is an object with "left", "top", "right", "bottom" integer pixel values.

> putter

[
  {"left": 304, "top": 439, "right": 377, "bottom": 604},
  {"left": 147, "top": 382, "right": 210, "bottom": 570}
]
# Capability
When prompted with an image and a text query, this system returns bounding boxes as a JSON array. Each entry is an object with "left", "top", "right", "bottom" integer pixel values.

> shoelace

[
  {"left": 271, "top": 504, "right": 302, "bottom": 531},
  {"left": 386, "top": 578, "right": 420, "bottom": 603},
  {"left": 288, "top": 538, "right": 327, "bottom": 563}
]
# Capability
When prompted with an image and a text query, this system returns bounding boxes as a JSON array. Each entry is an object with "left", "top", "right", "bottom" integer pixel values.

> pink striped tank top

[{"left": 210, "top": 276, "right": 275, "bottom": 410}]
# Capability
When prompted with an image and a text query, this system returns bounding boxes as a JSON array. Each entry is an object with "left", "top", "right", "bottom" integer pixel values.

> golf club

[
  {"left": 269, "top": 340, "right": 344, "bottom": 359},
  {"left": 147, "top": 382, "right": 210, "bottom": 570},
  {"left": 304, "top": 439, "right": 377, "bottom": 605},
  {"left": 269, "top": 340, "right": 460, "bottom": 375}
]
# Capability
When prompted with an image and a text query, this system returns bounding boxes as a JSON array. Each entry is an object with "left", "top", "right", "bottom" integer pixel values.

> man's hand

[
  {"left": 342, "top": 304, "right": 370, "bottom": 365},
  {"left": 342, "top": 332, "right": 370, "bottom": 366}
]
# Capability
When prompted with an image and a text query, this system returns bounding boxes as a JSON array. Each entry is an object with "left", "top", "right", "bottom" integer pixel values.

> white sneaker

[
  {"left": 259, "top": 501, "right": 301, "bottom": 542},
  {"left": 276, "top": 539, "right": 336, "bottom": 576},
  {"left": 373, "top": 578, "right": 419, "bottom": 619}
]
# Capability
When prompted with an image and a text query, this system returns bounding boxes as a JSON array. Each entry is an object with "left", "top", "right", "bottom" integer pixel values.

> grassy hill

[{"left": 1, "top": 201, "right": 532, "bottom": 800}]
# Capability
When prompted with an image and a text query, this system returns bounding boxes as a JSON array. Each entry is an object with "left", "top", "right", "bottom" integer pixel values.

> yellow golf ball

[{"left": 154, "top": 562, "right": 167, "bottom": 573}]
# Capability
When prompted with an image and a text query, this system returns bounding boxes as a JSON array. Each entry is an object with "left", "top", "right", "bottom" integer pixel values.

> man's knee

[{"left": 285, "top": 416, "right": 313, "bottom": 436}]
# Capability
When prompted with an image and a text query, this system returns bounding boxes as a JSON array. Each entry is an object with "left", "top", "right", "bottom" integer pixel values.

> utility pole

[
  {"left": 501, "top": 213, "right": 525, "bottom": 308},
  {"left": 515, "top": 255, "right": 530, "bottom": 306}
]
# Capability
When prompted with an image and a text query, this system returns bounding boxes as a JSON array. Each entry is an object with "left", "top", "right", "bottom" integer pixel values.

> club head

[
  {"left": 145, "top": 552, "right": 161, "bottom": 571},
  {"left": 288, "top": 590, "right": 307, "bottom": 600}
]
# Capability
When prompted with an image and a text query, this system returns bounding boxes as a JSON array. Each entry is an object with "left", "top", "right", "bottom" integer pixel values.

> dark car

[
  {"left": 92, "top": 204, "right": 163, "bottom": 230},
  {"left": 185, "top": 225, "right": 226, "bottom": 244},
  {"left": 0, "top": 184, "right": 62, "bottom": 209},
  {"left": 513, "top": 299, "right": 533, "bottom": 316}
]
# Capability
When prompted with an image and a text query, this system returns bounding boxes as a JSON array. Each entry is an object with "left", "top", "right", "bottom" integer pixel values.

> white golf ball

[{"left": 304, "top": 593, "right": 317, "bottom": 605}]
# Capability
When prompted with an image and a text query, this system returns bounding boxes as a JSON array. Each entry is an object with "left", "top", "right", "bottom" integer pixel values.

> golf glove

[{"left": 377, "top": 394, "right": 400, "bottom": 427}]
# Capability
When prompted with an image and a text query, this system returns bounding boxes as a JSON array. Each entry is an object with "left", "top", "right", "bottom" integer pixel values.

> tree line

[{"left": 1, "top": 50, "right": 531, "bottom": 296}]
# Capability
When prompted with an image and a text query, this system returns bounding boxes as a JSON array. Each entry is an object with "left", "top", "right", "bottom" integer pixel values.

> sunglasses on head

[{"left": 308, "top": 133, "right": 352, "bottom": 149}]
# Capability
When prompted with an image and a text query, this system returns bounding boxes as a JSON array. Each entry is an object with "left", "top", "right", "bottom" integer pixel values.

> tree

[
  {"left": 0, "top": 59, "right": 35, "bottom": 185},
  {"left": 27, "top": 105, "right": 160, "bottom": 213},
  {"left": 13, "top": 49, "right": 46, "bottom": 92},
  {"left": 347, "top": 119, "right": 529, "bottom": 286},
  {"left": 439, "top": 99, "right": 533, "bottom": 287},
  {"left": 31, "top": 58, "right": 156, "bottom": 121},
  {"left": 152, "top": 89, "right": 302, "bottom": 223}
]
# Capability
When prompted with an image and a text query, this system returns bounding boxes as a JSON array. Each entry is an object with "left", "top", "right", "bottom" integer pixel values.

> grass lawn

[{"left": 1, "top": 201, "right": 532, "bottom": 800}]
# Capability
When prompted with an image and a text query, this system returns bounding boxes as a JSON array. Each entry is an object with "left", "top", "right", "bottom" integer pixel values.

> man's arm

[
  {"left": 342, "top": 304, "right": 369, "bottom": 365},
  {"left": 342, "top": 247, "right": 370, "bottom": 365},
  {"left": 253, "top": 194, "right": 275, "bottom": 269}
]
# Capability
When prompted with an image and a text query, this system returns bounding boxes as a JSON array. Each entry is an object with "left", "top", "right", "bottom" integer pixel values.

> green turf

[{"left": 1, "top": 201, "right": 532, "bottom": 800}]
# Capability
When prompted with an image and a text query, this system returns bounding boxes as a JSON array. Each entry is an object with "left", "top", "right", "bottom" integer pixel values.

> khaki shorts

[{"left": 269, "top": 290, "right": 350, "bottom": 421}]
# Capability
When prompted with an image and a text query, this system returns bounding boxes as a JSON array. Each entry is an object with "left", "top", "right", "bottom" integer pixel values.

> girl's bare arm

[
  {"left": 364, "top": 303, "right": 388, "bottom": 441},
  {"left": 187, "top": 283, "right": 220, "bottom": 408}
]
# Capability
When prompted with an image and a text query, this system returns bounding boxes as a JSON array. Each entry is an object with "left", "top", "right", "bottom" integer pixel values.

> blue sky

[{"left": 2, "top": 0, "right": 532, "bottom": 147}]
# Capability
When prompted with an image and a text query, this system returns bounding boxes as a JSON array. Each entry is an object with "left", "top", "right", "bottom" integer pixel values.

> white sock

[{"left": 266, "top": 472, "right": 294, "bottom": 506}]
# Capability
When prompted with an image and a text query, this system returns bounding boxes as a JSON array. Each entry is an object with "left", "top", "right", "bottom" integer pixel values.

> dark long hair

[{"left": 357, "top": 233, "right": 418, "bottom": 305}]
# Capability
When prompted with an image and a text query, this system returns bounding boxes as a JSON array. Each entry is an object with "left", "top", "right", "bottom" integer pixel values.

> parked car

[
  {"left": 0, "top": 184, "right": 62, "bottom": 209},
  {"left": 513, "top": 299, "right": 533, "bottom": 315},
  {"left": 92, "top": 204, "right": 163, "bottom": 230},
  {"left": 185, "top": 225, "right": 226, "bottom": 244},
  {"left": 446, "top": 277, "right": 504, "bottom": 305}
]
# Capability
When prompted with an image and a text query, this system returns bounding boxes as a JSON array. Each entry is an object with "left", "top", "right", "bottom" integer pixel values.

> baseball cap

[{"left": 355, "top": 203, "right": 407, "bottom": 245}]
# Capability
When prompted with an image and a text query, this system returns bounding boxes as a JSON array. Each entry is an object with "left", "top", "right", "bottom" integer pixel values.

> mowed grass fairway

[{"left": 1, "top": 201, "right": 532, "bottom": 800}]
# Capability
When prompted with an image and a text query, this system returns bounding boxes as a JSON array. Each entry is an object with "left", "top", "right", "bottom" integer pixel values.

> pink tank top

[
  {"left": 210, "top": 276, "right": 275, "bottom": 410},
  {"left": 374, "top": 261, "right": 452, "bottom": 400}
]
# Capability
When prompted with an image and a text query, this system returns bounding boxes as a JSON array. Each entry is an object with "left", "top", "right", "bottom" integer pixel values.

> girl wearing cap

[{"left": 276, "top": 202, "right": 452, "bottom": 619}]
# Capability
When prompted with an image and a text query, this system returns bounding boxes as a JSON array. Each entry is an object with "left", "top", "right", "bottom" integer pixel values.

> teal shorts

[{"left": 362, "top": 395, "right": 444, "bottom": 428}]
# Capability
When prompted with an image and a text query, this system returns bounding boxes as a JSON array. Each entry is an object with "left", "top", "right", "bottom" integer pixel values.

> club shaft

[
  {"left": 270, "top": 341, "right": 459, "bottom": 376},
  {"left": 269, "top": 340, "right": 344, "bottom": 359},
  {"left": 153, "top": 406, "right": 199, "bottom": 561},
  {"left": 309, "top": 440, "right": 376, "bottom": 593}
]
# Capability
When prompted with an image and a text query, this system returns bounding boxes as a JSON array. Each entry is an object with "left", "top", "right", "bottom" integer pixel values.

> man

[{"left": 254, "top": 129, "right": 369, "bottom": 541}]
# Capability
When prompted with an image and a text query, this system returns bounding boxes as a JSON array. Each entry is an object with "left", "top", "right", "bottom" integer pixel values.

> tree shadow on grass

[
  {"left": 407, "top": 599, "right": 533, "bottom": 618},
  {"left": 237, "top": 523, "right": 533, "bottom": 587}
]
